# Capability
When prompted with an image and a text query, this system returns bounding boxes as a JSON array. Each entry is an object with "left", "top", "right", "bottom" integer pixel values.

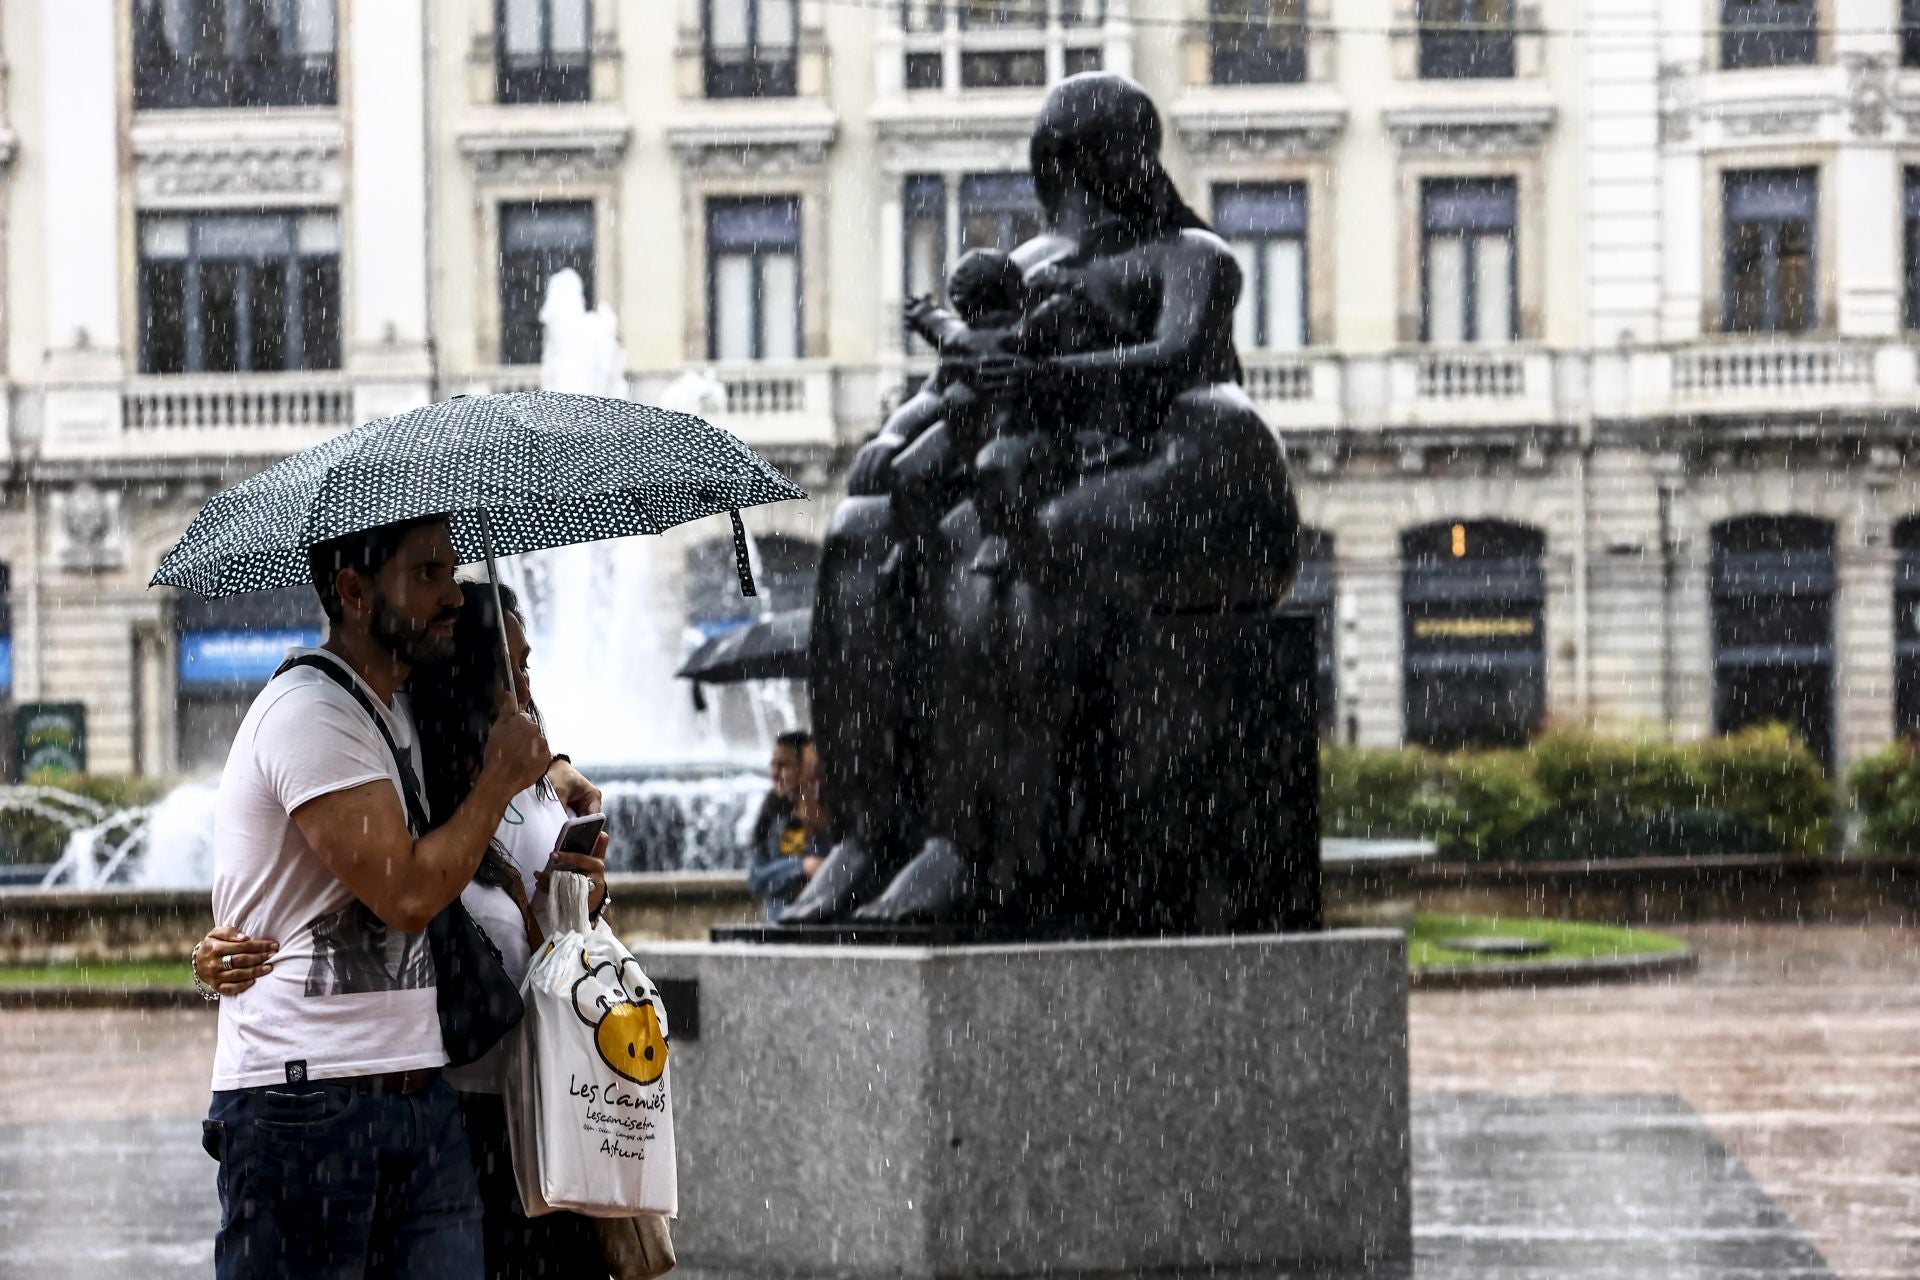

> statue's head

[
  {"left": 1030, "top": 73, "right": 1202, "bottom": 240},
  {"left": 947, "top": 248, "right": 1023, "bottom": 324}
]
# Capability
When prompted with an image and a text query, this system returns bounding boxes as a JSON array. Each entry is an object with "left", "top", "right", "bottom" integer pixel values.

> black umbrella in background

[{"left": 677, "top": 608, "right": 812, "bottom": 684}]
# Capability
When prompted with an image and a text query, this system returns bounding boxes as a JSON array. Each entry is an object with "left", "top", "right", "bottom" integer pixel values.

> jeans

[{"left": 205, "top": 1077, "right": 483, "bottom": 1280}]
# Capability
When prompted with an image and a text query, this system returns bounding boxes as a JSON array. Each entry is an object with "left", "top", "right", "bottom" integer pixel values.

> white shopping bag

[{"left": 505, "top": 871, "right": 677, "bottom": 1218}]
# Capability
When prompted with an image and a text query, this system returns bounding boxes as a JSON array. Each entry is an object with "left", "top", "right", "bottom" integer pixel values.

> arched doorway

[
  {"left": 1280, "top": 527, "right": 1336, "bottom": 733},
  {"left": 1897, "top": 516, "right": 1920, "bottom": 737},
  {"left": 1401, "top": 520, "right": 1547, "bottom": 749},
  {"left": 1710, "top": 514, "right": 1834, "bottom": 768}
]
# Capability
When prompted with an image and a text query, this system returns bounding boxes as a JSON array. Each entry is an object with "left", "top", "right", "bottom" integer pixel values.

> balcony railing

[
  {"left": 496, "top": 52, "right": 591, "bottom": 105},
  {"left": 122, "top": 375, "right": 353, "bottom": 433},
  {"left": 1415, "top": 351, "right": 1529, "bottom": 400},
  {"left": 1671, "top": 342, "right": 1875, "bottom": 400},
  {"left": 704, "top": 46, "right": 798, "bottom": 98}
]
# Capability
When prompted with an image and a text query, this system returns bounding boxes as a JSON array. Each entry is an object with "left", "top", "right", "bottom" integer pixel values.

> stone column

[
  {"left": 1838, "top": 465, "right": 1898, "bottom": 770},
  {"left": 1833, "top": 0, "right": 1901, "bottom": 336},
  {"left": 1340, "top": 557, "right": 1403, "bottom": 749},
  {"left": 1657, "top": 149, "right": 1704, "bottom": 342},
  {"left": 39, "top": 5, "right": 125, "bottom": 451},
  {"left": 348, "top": 0, "right": 435, "bottom": 421}
]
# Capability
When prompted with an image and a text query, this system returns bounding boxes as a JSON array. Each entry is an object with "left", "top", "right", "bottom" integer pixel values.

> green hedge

[
  {"left": 0, "top": 773, "right": 170, "bottom": 868},
  {"left": 1844, "top": 739, "right": 1920, "bottom": 854},
  {"left": 1323, "top": 724, "right": 1832, "bottom": 861}
]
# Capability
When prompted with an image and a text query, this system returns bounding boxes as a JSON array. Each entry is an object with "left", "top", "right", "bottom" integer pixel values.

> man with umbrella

[
  {"left": 158, "top": 390, "right": 804, "bottom": 1276},
  {"left": 201, "top": 513, "right": 555, "bottom": 1276}
]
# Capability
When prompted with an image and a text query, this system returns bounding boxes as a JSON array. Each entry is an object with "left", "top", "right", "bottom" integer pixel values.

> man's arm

[{"left": 292, "top": 708, "right": 549, "bottom": 933}]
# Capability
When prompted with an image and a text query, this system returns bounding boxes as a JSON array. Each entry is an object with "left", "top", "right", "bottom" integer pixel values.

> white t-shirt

[
  {"left": 210, "top": 647, "right": 446, "bottom": 1091},
  {"left": 445, "top": 786, "right": 571, "bottom": 1095}
]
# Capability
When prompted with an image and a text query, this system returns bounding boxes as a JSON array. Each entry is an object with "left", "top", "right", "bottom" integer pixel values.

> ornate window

[
  {"left": 1416, "top": 0, "right": 1513, "bottom": 80},
  {"left": 706, "top": 0, "right": 798, "bottom": 98},
  {"left": 708, "top": 197, "right": 804, "bottom": 362},
  {"left": 1210, "top": 0, "right": 1306, "bottom": 86},
  {"left": 1723, "top": 169, "right": 1816, "bottom": 334},
  {"left": 1215, "top": 184, "right": 1308, "bottom": 350},
  {"left": 496, "top": 0, "right": 592, "bottom": 105},
  {"left": 499, "top": 202, "right": 595, "bottom": 366},
  {"left": 138, "top": 211, "right": 341, "bottom": 374},
  {"left": 1721, "top": 0, "right": 1816, "bottom": 71},
  {"left": 1420, "top": 179, "right": 1515, "bottom": 345},
  {"left": 1402, "top": 520, "right": 1546, "bottom": 750},
  {"left": 901, "top": 173, "right": 1042, "bottom": 351},
  {"left": 900, "top": 0, "right": 1105, "bottom": 92},
  {"left": 133, "top": 0, "right": 337, "bottom": 111}
]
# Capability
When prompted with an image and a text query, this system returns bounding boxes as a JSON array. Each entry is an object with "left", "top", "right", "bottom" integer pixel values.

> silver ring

[{"left": 221, "top": 954, "right": 236, "bottom": 970}]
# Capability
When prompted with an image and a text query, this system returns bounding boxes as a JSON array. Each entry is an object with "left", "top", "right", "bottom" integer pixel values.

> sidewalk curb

[
  {"left": 1412, "top": 946, "right": 1699, "bottom": 991},
  {"left": 0, "top": 987, "right": 212, "bottom": 1011}
]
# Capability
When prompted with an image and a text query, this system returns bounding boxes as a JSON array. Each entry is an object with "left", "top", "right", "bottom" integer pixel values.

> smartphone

[{"left": 552, "top": 813, "right": 607, "bottom": 857}]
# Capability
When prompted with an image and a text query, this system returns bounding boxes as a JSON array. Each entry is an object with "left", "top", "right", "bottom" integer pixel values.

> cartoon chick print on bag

[{"left": 571, "top": 951, "right": 669, "bottom": 1086}]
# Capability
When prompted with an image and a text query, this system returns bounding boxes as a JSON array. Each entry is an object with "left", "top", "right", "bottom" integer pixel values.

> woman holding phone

[{"left": 194, "top": 581, "right": 612, "bottom": 1278}]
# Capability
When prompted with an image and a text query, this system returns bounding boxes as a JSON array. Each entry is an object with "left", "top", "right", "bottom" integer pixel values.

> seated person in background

[{"left": 746, "top": 731, "right": 830, "bottom": 921}]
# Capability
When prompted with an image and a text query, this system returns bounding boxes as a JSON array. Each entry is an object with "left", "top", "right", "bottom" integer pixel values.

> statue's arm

[
  {"left": 849, "top": 377, "right": 946, "bottom": 496},
  {"left": 1044, "top": 236, "right": 1238, "bottom": 381}
]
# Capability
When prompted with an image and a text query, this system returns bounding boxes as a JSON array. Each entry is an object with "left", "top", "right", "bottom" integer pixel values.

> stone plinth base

[{"left": 630, "top": 931, "right": 1410, "bottom": 1278}]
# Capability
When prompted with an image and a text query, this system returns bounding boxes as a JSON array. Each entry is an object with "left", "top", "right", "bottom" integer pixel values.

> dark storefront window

[
  {"left": 705, "top": 0, "right": 798, "bottom": 98},
  {"left": 134, "top": 0, "right": 337, "bottom": 111},
  {"left": 1724, "top": 169, "right": 1817, "bottom": 334},
  {"left": 1722, "top": 0, "right": 1816, "bottom": 70},
  {"left": 1417, "top": 0, "right": 1514, "bottom": 80},
  {"left": 138, "top": 212, "right": 341, "bottom": 375},
  {"left": 1906, "top": 170, "right": 1920, "bottom": 330},
  {"left": 499, "top": 202, "right": 595, "bottom": 366},
  {"left": 175, "top": 585, "right": 325, "bottom": 772},
  {"left": 1281, "top": 528, "right": 1336, "bottom": 732},
  {"left": 1210, "top": 0, "right": 1306, "bottom": 86},
  {"left": 1897, "top": 517, "right": 1920, "bottom": 738},
  {"left": 1905, "top": 0, "right": 1920, "bottom": 67},
  {"left": 1403, "top": 520, "right": 1546, "bottom": 750},
  {"left": 708, "top": 197, "right": 803, "bottom": 362},
  {"left": 1711, "top": 515, "right": 1834, "bottom": 769},
  {"left": 497, "top": 0, "right": 591, "bottom": 104}
]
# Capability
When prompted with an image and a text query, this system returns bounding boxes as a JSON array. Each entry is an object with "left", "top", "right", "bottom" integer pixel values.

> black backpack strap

[{"left": 273, "top": 655, "right": 431, "bottom": 837}]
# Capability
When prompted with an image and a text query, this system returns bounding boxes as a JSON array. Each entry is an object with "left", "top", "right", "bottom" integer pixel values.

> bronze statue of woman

[{"left": 788, "top": 72, "right": 1302, "bottom": 931}]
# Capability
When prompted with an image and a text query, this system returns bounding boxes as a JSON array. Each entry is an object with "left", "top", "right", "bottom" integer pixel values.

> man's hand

[
  {"left": 482, "top": 707, "right": 551, "bottom": 797},
  {"left": 548, "top": 757, "right": 602, "bottom": 816},
  {"left": 801, "top": 855, "right": 825, "bottom": 879},
  {"left": 848, "top": 436, "right": 904, "bottom": 496},
  {"left": 193, "top": 926, "right": 278, "bottom": 997}
]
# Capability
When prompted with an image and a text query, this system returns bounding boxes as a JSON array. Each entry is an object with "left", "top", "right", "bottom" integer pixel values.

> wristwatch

[{"left": 590, "top": 886, "right": 612, "bottom": 924}]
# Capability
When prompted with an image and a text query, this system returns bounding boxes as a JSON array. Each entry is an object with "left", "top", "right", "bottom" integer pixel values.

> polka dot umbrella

[{"left": 150, "top": 391, "right": 807, "bottom": 702}]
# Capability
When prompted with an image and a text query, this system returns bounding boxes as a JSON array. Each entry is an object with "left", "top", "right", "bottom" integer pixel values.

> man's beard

[{"left": 370, "top": 592, "right": 458, "bottom": 669}]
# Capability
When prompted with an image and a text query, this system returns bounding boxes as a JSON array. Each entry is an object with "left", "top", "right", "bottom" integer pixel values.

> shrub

[
  {"left": 1849, "top": 738, "right": 1920, "bottom": 854},
  {"left": 1320, "top": 724, "right": 1832, "bottom": 861}
]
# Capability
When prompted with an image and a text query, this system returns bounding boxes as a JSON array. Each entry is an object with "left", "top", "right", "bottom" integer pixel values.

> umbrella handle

[{"left": 478, "top": 509, "right": 521, "bottom": 714}]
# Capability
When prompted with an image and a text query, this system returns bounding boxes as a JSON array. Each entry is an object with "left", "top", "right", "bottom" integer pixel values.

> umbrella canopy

[
  {"left": 150, "top": 391, "right": 805, "bottom": 599},
  {"left": 676, "top": 609, "right": 812, "bottom": 685}
]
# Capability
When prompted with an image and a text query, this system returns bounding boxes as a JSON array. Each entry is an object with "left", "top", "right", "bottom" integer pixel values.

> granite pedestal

[{"left": 631, "top": 931, "right": 1410, "bottom": 1278}]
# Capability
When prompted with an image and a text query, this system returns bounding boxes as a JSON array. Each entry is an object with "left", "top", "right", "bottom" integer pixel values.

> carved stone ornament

[
  {"left": 1843, "top": 53, "right": 1893, "bottom": 138},
  {"left": 133, "top": 125, "right": 344, "bottom": 205},
  {"left": 460, "top": 122, "right": 632, "bottom": 183},
  {"left": 1383, "top": 104, "right": 1554, "bottom": 155},
  {"left": 667, "top": 119, "right": 837, "bottom": 177},
  {"left": 1657, "top": 61, "right": 1696, "bottom": 145},
  {"left": 49, "top": 486, "right": 128, "bottom": 574},
  {"left": 1169, "top": 103, "right": 1347, "bottom": 162},
  {"left": 1717, "top": 107, "right": 1824, "bottom": 139}
]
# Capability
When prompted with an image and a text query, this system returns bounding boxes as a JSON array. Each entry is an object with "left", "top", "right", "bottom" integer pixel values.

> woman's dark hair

[
  {"left": 1029, "top": 73, "right": 1209, "bottom": 244},
  {"left": 750, "top": 730, "right": 815, "bottom": 851},
  {"left": 408, "top": 580, "right": 552, "bottom": 884}
]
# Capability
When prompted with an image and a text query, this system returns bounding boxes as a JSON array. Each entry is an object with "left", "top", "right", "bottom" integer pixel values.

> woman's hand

[
  {"left": 537, "top": 832, "right": 609, "bottom": 917},
  {"left": 193, "top": 926, "right": 278, "bottom": 997},
  {"left": 548, "top": 757, "right": 603, "bottom": 816}
]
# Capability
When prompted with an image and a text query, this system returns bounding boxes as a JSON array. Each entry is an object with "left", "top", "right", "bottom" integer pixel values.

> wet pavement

[{"left": 0, "top": 923, "right": 1911, "bottom": 1278}]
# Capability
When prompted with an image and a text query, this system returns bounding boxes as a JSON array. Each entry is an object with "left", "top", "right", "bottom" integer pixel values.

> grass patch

[
  {"left": 0, "top": 960, "right": 192, "bottom": 990},
  {"left": 1407, "top": 914, "right": 1688, "bottom": 970}
]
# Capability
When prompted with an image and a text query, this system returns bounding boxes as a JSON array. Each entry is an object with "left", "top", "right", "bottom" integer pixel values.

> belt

[{"left": 332, "top": 1068, "right": 440, "bottom": 1096}]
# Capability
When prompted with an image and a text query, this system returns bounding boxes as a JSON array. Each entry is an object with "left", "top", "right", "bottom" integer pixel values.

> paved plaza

[{"left": 0, "top": 924, "right": 1912, "bottom": 1278}]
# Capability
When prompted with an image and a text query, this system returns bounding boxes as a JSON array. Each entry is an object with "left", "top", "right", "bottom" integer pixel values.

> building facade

[{"left": 0, "top": 0, "right": 1914, "bottom": 776}]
